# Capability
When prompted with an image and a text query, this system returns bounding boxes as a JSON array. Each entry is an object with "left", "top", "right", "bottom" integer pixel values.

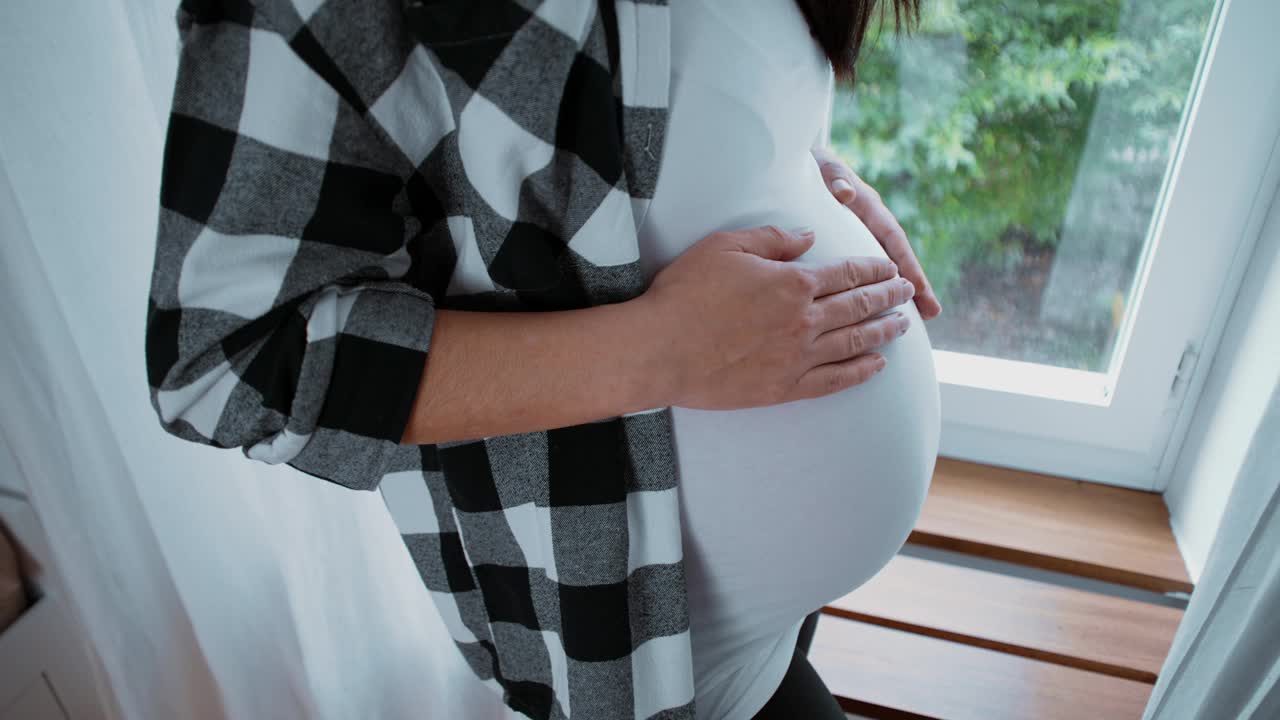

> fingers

[
  {"left": 913, "top": 287, "right": 943, "bottom": 320},
  {"left": 821, "top": 163, "right": 858, "bottom": 205},
  {"left": 871, "top": 224, "right": 943, "bottom": 320},
  {"left": 830, "top": 177, "right": 857, "bottom": 205},
  {"left": 811, "top": 276, "right": 915, "bottom": 333},
  {"left": 723, "top": 225, "right": 816, "bottom": 261},
  {"left": 812, "top": 147, "right": 859, "bottom": 205},
  {"left": 845, "top": 183, "right": 944, "bottom": 320},
  {"left": 806, "top": 256, "right": 899, "bottom": 298},
  {"left": 810, "top": 311, "right": 910, "bottom": 366},
  {"left": 789, "top": 353, "right": 886, "bottom": 402},
  {"left": 895, "top": 254, "right": 941, "bottom": 320}
]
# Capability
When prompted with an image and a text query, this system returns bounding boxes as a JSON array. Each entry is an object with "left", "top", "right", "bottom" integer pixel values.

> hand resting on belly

[{"left": 639, "top": 224, "right": 916, "bottom": 411}]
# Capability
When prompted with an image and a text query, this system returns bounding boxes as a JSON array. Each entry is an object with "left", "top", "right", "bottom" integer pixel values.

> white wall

[
  {"left": 0, "top": 3, "right": 514, "bottom": 718},
  {"left": 1164, "top": 181, "right": 1280, "bottom": 581}
]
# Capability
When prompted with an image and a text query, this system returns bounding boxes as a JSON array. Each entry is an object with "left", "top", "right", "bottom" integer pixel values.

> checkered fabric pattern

[{"left": 144, "top": 0, "right": 694, "bottom": 718}]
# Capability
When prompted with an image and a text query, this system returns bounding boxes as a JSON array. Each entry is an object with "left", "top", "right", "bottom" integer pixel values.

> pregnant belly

[{"left": 655, "top": 168, "right": 942, "bottom": 657}]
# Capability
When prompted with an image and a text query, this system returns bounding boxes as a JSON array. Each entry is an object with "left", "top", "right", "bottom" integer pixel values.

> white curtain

[
  {"left": 0, "top": 2, "right": 510, "bottom": 718},
  {"left": 1147, "top": 380, "right": 1280, "bottom": 719}
]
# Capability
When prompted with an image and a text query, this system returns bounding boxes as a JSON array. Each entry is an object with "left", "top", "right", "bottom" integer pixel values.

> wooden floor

[{"left": 813, "top": 458, "right": 1191, "bottom": 720}]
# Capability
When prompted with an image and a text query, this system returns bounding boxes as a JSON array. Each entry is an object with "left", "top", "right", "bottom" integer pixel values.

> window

[{"left": 831, "top": 0, "right": 1280, "bottom": 489}]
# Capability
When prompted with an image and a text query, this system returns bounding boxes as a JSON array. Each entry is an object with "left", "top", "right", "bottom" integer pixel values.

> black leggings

[{"left": 750, "top": 612, "right": 845, "bottom": 720}]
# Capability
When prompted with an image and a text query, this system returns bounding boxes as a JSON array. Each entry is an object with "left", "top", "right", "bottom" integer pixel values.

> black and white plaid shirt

[{"left": 145, "top": 0, "right": 694, "bottom": 717}]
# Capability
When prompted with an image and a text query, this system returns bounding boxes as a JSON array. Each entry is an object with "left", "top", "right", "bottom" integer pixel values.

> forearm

[{"left": 401, "top": 295, "right": 677, "bottom": 445}]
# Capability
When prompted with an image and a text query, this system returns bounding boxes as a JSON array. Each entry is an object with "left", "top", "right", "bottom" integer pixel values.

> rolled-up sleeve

[{"left": 145, "top": 1, "right": 438, "bottom": 490}]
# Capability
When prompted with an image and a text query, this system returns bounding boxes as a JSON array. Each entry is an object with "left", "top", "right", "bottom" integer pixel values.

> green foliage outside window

[{"left": 830, "top": 0, "right": 1214, "bottom": 369}]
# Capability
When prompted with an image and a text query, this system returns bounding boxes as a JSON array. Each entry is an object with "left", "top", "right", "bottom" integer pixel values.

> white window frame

[{"left": 840, "top": 0, "right": 1280, "bottom": 490}]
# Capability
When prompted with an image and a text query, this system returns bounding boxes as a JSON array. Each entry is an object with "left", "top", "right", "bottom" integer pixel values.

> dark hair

[{"left": 793, "top": 0, "right": 920, "bottom": 82}]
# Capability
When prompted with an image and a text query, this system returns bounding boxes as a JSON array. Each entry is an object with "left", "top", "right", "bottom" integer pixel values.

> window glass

[{"left": 831, "top": 0, "right": 1217, "bottom": 370}]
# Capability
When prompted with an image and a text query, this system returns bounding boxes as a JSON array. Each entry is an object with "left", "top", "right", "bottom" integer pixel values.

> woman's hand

[
  {"left": 639, "top": 225, "right": 915, "bottom": 410},
  {"left": 811, "top": 146, "right": 943, "bottom": 320}
]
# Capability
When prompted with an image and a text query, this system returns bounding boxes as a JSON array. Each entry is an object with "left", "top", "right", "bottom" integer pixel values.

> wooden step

[
  {"left": 824, "top": 555, "right": 1182, "bottom": 683},
  {"left": 811, "top": 614, "right": 1153, "bottom": 720},
  {"left": 909, "top": 459, "right": 1192, "bottom": 593}
]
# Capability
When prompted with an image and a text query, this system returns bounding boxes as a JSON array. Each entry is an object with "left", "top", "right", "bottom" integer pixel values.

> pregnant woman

[
  {"left": 640, "top": 0, "right": 940, "bottom": 717},
  {"left": 145, "top": 0, "right": 939, "bottom": 717}
]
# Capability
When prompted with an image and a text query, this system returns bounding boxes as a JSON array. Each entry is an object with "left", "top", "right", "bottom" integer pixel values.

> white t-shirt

[{"left": 637, "top": 1, "right": 943, "bottom": 717}]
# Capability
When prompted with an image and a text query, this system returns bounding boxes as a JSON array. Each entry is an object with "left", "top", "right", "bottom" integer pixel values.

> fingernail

[
  {"left": 787, "top": 226, "right": 815, "bottom": 238},
  {"left": 888, "top": 262, "right": 898, "bottom": 276},
  {"left": 875, "top": 356, "right": 887, "bottom": 372},
  {"left": 896, "top": 312, "right": 910, "bottom": 334},
  {"left": 901, "top": 278, "right": 915, "bottom": 293},
  {"left": 832, "top": 178, "right": 854, "bottom": 195}
]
